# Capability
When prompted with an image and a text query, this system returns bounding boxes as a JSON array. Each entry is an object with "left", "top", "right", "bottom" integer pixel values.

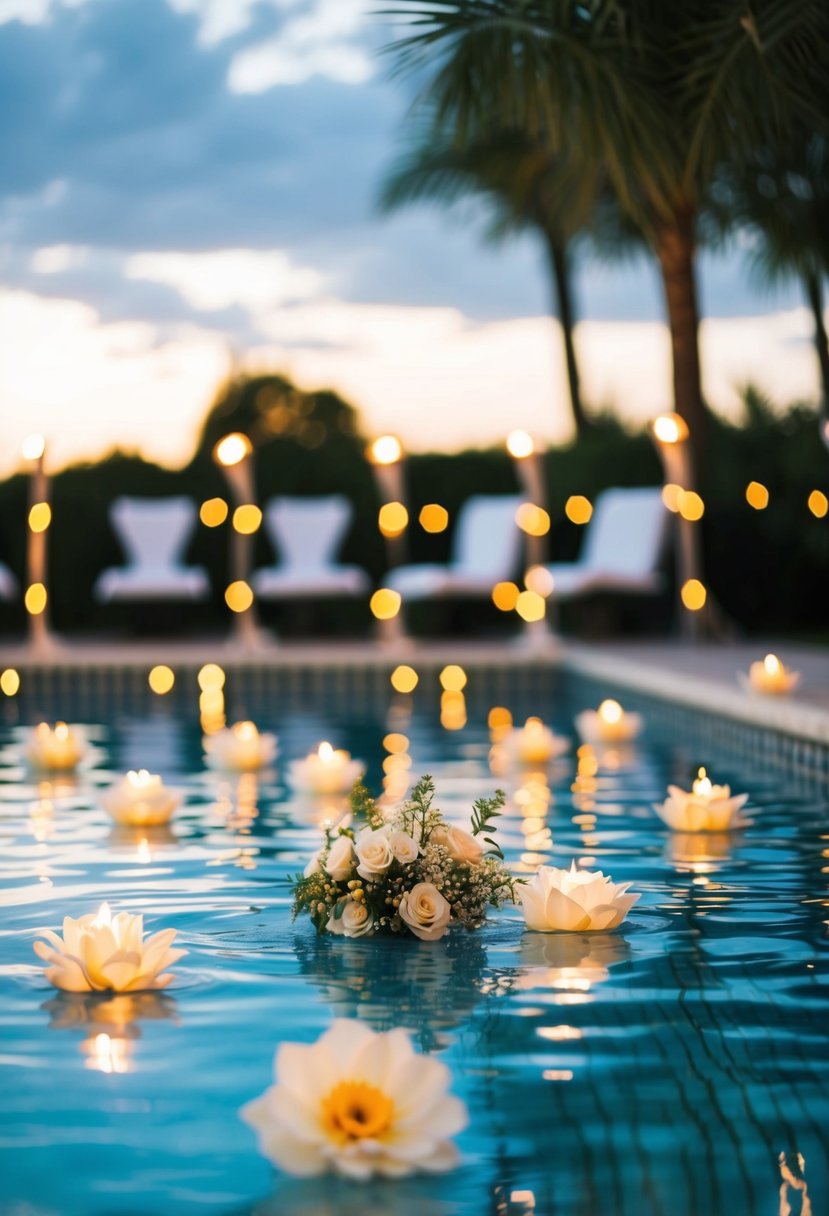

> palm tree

[
  {"left": 382, "top": 0, "right": 829, "bottom": 462},
  {"left": 717, "top": 131, "right": 829, "bottom": 419},
  {"left": 380, "top": 125, "right": 598, "bottom": 437}
]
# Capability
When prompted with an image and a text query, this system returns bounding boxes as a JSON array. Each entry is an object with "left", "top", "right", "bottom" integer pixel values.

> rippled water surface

[{"left": 1, "top": 672, "right": 828, "bottom": 1216}]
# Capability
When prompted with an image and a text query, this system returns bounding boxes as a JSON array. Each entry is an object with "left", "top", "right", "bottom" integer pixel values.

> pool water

[{"left": 1, "top": 673, "right": 827, "bottom": 1216}]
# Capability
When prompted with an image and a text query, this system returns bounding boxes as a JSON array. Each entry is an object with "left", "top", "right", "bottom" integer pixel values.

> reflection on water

[{"left": 1, "top": 679, "right": 829, "bottom": 1216}]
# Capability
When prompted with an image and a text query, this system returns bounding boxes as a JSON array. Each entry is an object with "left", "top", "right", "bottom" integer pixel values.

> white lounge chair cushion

[
  {"left": 0, "top": 562, "right": 17, "bottom": 600},
  {"left": 387, "top": 494, "right": 524, "bottom": 601},
  {"left": 252, "top": 495, "right": 369, "bottom": 600},
  {"left": 546, "top": 487, "right": 667, "bottom": 603},
  {"left": 94, "top": 496, "right": 209, "bottom": 602}
]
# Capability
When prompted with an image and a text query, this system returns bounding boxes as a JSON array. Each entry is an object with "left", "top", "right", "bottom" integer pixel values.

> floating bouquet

[{"left": 292, "top": 775, "right": 518, "bottom": 940}]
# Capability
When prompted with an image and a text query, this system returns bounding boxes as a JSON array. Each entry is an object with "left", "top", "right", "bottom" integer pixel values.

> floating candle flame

[
  {"left": 575, "top": 698, "right": 643, "bottom": 745},
  {"left": 25, "top": 721, "right": 85, "bottom": 771},
  {"left": 288, "top": 741, "right": 365, "bottom": 795},
  {"left": 101, "top": 770, "right": 181, "bottom": 827},
  {"left": 654, "top": 767, "right": 750, "bottom": 833},
  {"left": 203, "top": 720, "right": 278, "bottom": 772},
  {"left": 34, "top": 904, "right": 185, "bottom": 992},
  {"left": 744, "top": 653, "right": 800, "bottom": 696}
]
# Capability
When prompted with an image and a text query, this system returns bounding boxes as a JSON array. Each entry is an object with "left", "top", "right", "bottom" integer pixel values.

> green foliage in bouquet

[{"left": 291, "top": 776, "right": 519, "bottom": 941}]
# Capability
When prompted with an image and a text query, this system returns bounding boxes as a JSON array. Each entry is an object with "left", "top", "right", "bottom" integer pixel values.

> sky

[{"left": 0, "top": 0, "right": 820, "bottom": 476}]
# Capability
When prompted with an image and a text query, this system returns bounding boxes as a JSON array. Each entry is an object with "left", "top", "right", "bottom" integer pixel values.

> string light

[
  {"left": 148, "top": 665, "right": 175, "bottom": 695},
  {"left": 200, "top": 498, "right": 228, "bottom": 527},
  {"left": 745, "top": 481, "right": 769, "bottom": 510},
  {"left": 565, "top": 495, "right": 593, "bottom": 525},
  {"left": 419, "top": 504, "right": 448, "bottom": 533}
]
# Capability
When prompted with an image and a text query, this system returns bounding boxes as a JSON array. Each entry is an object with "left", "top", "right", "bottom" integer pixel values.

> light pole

[
  {"left": 507, "top": 430, "right": 553, "bottom": 649},
  {"left": 212, "top": 432, "right": 264, "bottom": 651},
  {"left": 23, "top": 433, "right": 57, "bottom": 655}
]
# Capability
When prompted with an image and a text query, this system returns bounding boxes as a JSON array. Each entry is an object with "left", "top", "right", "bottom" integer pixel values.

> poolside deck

[{"left": 2, "top": 634, "right": 828, "bottom": 745}]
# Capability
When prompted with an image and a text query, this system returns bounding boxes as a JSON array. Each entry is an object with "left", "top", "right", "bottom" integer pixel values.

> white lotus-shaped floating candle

[
  {"left": 744, "top": 653, "right": 800, "bottom": 696},
  {"left": 289, "top": 741, "right": 365, "bottom": 795},
  {"left": 101, "top": 769, "right": 181, "bottom": 827},
  {"left": 25, "top": 721, "right": 86, "bottom": 771},
  {"left": 575, "top": 699, "right": 643, "bottom": 744},
  {"left": 34, "top": 903, "right": 185, "bottom": 992},
  {"left": 241, "top": 1019, "right": 467, "bottom": 1179},
  {"left": 203, "top": 720, "right": 278, "bottom": 772},
  {"left": 520, "top": 862, "right": 639, "bottom": 932},
  {"left": 503, "top": 717, "right": 570, "bottom": 766},
  {"left": 654, "top": 766, "right": 749, "bottom": 832}
]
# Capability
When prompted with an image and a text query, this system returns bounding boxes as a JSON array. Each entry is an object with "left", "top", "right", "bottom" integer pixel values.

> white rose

[
  {"left": 398, "top": 882, "right": 451, "bottom": 941},
  {"left": 304, "top": 849, "right": 322, "bottom": 878},
  {"left": 355, "top": 826, "right": 394, "bottom": 880},
  {"left": 324, "top": 835, "right": 356, "bottom": 881},
  {"left": 388, "top": 830, "right": 419, "bottom": 865},
  {"left": 326, "top": 898, "right": 374, "bottom": 938},
  {"left": 432, "top": 824, "right": 484, "bottom": 865}
]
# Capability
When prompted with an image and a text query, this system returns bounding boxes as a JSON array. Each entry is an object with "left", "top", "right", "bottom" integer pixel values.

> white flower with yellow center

[
  {"left": 241, "top": 1020, "right": 467, "bottom": 1179},
  {"left": 33, "top": 903, "right": 185, "bottom": 992},
  {"left": 520, "top": 862, "right": 639, "bottom": 932}
]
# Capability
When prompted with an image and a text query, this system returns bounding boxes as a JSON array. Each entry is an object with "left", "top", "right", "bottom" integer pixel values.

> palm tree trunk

[
  {"left": 655, "top": 207, "right": 709, "bottom": 463},
  {"left": 543, "top": 235, "right": 590, "bottom": 438},
  {"left": 804, "top": 269, "right": 829, "bottom": 411}
]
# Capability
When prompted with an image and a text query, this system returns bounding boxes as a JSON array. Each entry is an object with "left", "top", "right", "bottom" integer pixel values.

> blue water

[{"left": 0, "top": 674, "right": 827, "bottom": 1216}]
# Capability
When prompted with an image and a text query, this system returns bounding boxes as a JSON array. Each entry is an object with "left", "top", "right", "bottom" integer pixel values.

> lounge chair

[
  {"left": 0, "top": 563, "right": 16, "bottom": 599},
  {"left": 546, "top": 487, "right": 668, "bottom": 602},
  {"left": 387, "top": 494, "right": 524, "bottom": 600},
  {"left": 251, "top": 495, "right": 370, "bottom": 599},
  {"left": 94, "top": 496, "right": 210, "bottom": 602}
]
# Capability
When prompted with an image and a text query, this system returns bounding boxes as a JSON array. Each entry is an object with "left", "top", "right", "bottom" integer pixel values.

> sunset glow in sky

[{"left": 0, "top": 0, "right": 820, "bottom": 476}]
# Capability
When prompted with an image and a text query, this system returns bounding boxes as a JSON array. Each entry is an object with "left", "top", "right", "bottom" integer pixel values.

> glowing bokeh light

[
  {"left": 28, "top": 502, "right": 52, "bottom": 532},
  {"left": 661, "top": 483, "right": 682, "bottom": 512},
  {"left": 213, "top": 432, "right": 252, "bottom": 467},
  {"left": 390, "top": 664, "right": 419, "bottom": 693},
  {"left": 745, "top": 481, "right": 769, "bottom": 510},
  {"left": 25, "top": 583, "right": 47, "bottom": 615},
  {"left": 808, "top": 489, "right": 828, "bottom": 518},
  {"left": 681, "top": 578, "right": 707, "bottom": 611},
  {"left": 378, "top": 502, "right": 409, "bottom": 537},
  {"left": 419, "top": 503, "right": 449, "bottom": 533},
  {"left": 515, "top": 502, "right": 550, "bottom": 537},
  {"left": 200, "top": 497, "right": 229, "bottom": 527},
  {"left": 565, "top": 495, "right": 593, "bottom": 525},
  {"left": 506, "top": 429, "right": 534, "bottom": 459},
  {"left": 677, "top": 489, "right": 705, "bottom": 521},
  {"left": 492, "top": 581, "right": 520, "bottom": 611},
  {"left": 370, "top": 588, "right": 402, "bottom": 619},
  {"left": 524, "top": 565, "right": 555, "bottom": 597},
  {"left": 516, "top": 589, "right": 545, "bottom": 622},
  {"left": 232, "top": 504, "right": 263, "bottom": 534},
  {"left": 198, "top": 663, "right": 226, "bottom": 691},
  {"left": 148, "top": 665, "right": 175, "bottom": 695},
  {"left": 439, "top": 664, "right": 467, "bottom": 692},
  {"left": 22, "top": 433, "right": 46, "bottom": 461},
  {"left": 368, "top": 435, "right": 403, "bottom": 465},
  {"left": 225, "top": 580, "right": 254, "bottom": 612},
  {"left": 0, "top": 668, "right": 20, "bottom": 696},
  {"left": 652, "top": 413, "right": 689, "bottom": 444}
]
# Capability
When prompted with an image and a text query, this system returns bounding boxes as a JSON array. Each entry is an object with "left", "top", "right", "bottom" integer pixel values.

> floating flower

[
  {"left": 574, "top": 699, "right": 643, "bottom": 745},
  {"left": 203, "top": 721, "right": 278, "bottom": 772},
  {"left": 241, "top": 1019, "right": 467, "bottom": 1179},
  {"left": 502, "top": 717, "right": 570, "bottom": 766},
  {"left": 654, "top": 767, "right": 749, "bottom": 832},
  {"left": 742, "top": 653, "right": 800, "bottom": 696},
  {"left": 398, "top": 882, "right": 452, "bottom": 941},
  {"left": 520, "top": 862, "right": 639, "bottom": 932},
  {"left": 101, "top": 770, "right": 181, "bottom": 827},
  {"left": 25, "top": 721, "right": 86, "bottom": 771},
  {"left": 34, "top": 903, "right": 185, "bottom": 992},
  {"left": 289, "top": 741, "right": 365, "bottom": 796}
]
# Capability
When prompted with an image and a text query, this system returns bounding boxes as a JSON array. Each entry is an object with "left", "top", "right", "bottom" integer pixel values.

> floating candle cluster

[
  {"left": 289, "top": 741, "right": 365, "bottom": 795},
  {"left": 101, "top": 770, "right": 181, "bottom": 827},
  {"left": 654, "top": 766, "right": 749, "bottom": 833},
  {"left": 745, "top": 653, "right": 800, "bottom": 696},
  {"left": 26, "top": 721, "right": 85, "bottom": 771},
  {"left": 203, "top": 720, "right": 278, "bottom": 772},
  {"left": 504, "top": 717, "right": 570, "bottom": 766},
  {"left": 575, "top": 699, "right": 643, "bottom": 744}
]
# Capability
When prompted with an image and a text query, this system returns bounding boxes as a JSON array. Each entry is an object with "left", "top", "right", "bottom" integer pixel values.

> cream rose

[
  {"left": 432, "top": 824, "right": 484, "bottom": 865},
  {"left": 304, "top": 849, "right": 322, "bottom": 878},
  {"left": 324, "top": 835, "right": 356, "bottom": 881},
  {"left": 355, "top": 826, "right": 394, "bottom": 880},
  {"left": 388, "top": 830, "right": 419, "bottom": 865},
  {"left": 327, "top": 898, "right": 374, "bottom": 938},
  {"left": 398, "top": 882, "right": 451, "bottom": 941}
]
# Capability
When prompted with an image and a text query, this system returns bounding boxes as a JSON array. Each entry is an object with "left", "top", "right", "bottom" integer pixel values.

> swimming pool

[{"left": 1, "top": 666, "right": 827, "bottom": 1216}]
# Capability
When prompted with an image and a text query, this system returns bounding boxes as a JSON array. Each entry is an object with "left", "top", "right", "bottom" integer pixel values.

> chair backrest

[
  {"left": 111, "top": 497, "right": 197, "bottom": 569},
  {"left": 265, "top": 496, "right": 353, "bottom": 570},
  {"left": 452, "top": 495, "right": 524, "bottom": 580},
  {"left": 580, "top": 487, "right": 668, "bottom": 576}
]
